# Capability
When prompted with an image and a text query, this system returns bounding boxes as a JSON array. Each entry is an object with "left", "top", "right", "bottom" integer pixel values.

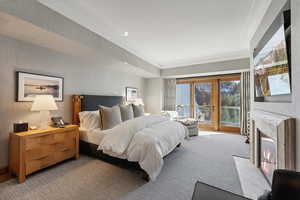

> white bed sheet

[
  {"left": 79, "top": 128, "right": 127, "bottom": 159},
  {"left": 79, "top": 128, "right": 104, "bottom": 145},
  {"left": 98, "top": 115, "right": 187, "bottom": 181}
]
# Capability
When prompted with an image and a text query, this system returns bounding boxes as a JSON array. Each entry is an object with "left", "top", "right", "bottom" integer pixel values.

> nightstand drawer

[
  {"left": 55, "top": 147, "right": 75, "bottom": 163},
  {"left": 25, "top": 135, "right": 56, "bottom": 150},
  {"left": 26, "top": 144, "right": 55, "bottom": 161},
  {"left": 55, "top": 139, "right": 75, "bottom": 152},
  {"left": 26, "top": 155, "right": 55, "bottom": 175},
  {"left": 54, "top": 131, "right": 76, "bottom": 143}
]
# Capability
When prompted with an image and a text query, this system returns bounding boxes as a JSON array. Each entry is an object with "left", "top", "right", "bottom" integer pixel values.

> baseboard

[
  {"left": 0, "top": 166, "right": 11, "bottom": 183},
  {"left": 219, "top": 126, "right": 241, "bottom": 134}
]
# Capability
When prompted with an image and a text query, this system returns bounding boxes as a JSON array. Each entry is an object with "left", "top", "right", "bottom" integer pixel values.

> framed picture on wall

[
  {"left": 16, "top": 71, "right": 64, "bottom": 102},
  {"left": 126, "top": 87, "right": 138, "bottom": 101}
]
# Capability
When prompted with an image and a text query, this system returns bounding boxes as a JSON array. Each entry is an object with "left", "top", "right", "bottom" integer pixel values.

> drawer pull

[
  {"left": 36, "top": 155, "right": 49, "bottom": 160},
  {"left": 61, "top": 148, "right": 70, "bottom": 152}
]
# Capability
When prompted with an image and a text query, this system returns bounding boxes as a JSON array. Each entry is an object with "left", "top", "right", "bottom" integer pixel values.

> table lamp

[{"left": 31, "top": 95, "right": 58, "bottom": 129}]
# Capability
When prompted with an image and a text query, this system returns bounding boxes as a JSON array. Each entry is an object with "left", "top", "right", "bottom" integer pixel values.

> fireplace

[
  {"left": 250, "top": 110, "right": 296, "bottom": 186},
  {"left": 259, "top": 131, "right": 277, "bottom": 184}
]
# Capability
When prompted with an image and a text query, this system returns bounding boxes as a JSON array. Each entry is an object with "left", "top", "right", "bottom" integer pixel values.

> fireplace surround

[
  {"left": 250, "top": 110, "right": 296, "bottom": 184},
  {"left": 259, "top": 131, "right": 277, "bottom": 184}
]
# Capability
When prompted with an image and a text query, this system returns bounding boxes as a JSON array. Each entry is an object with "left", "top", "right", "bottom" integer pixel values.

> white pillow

[{"left": 79, "top": 111, "right": 101, "bottom": 130}]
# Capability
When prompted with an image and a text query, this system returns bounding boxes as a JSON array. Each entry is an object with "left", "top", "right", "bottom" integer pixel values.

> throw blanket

[{"left": 98, "top": 115, "right": 187, "bottom": 181}]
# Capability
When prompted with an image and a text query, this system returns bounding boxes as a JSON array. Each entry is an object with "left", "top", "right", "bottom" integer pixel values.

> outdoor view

[
  {"left": 176, "top": 79, "right": 241, "bottom": 128},
  {"left": 220, "top": 80, "right": 240, "bottom": 127},
  {"left": 195, "top": 83, "right": 212, "bottom": 123},
  {"left": 176, "top": 84, "right": 190, "bottom": 117}
]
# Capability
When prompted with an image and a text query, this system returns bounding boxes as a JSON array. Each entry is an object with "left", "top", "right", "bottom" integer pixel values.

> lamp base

[{"left": 39, "top": 110, "right": 50, "bottom": 129}]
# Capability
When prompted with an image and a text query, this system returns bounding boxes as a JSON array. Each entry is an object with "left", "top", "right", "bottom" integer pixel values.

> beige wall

[
  {"left": 250, "top": 0, "right": 300, "bottom": 170},
  {"left": 144, "top": 78, "right": 164, "bottom": 114},
  {"left": 161, "top": 58, "right": 250, "bottom": 78},
  {"left": 0, "top": 35, "right": 145, "bottom": 168}
]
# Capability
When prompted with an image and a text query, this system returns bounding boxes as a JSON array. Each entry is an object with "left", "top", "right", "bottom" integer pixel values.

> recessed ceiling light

[
  {"left": 124, "top": 62, "right": 128, "bottom": 65},
  {"left": 123, "top": 32, "right": 129, "bottom": 37}
]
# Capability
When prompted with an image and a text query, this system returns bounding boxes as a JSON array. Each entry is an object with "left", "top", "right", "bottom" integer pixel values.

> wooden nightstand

[{"left": 9, "top": 125, "right": 79, "bottom": 183}]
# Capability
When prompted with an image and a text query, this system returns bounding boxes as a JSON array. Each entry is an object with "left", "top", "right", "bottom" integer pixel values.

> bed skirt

[
  {"left": 79, "top": 140, "right": 141, "bottom": 170},
  {"left": 80, "top": 140, "right": 181, "bottom": 181}
]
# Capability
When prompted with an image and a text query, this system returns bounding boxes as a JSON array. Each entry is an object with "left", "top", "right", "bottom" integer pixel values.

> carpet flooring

[{"left": 0, "top": 133, "right": 249, "bottom": 200}]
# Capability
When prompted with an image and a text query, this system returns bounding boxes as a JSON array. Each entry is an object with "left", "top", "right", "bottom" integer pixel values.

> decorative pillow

[
  {"left": 132, "top": 104, "right": 145, "bottom": 118},
  {"left": 120, "top": 104, "right": 134, "bottom": 121},
  {"left": 79, "top": 111, "right": 101, "bottom": 130},
  {"left": 99, "top": 105, "right": 122, "bottom": 130}
]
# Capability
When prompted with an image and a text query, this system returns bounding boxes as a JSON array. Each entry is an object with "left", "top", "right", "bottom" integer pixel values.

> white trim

[
  {"left": 162, "top": 69, "right": 250, "bottom": 79},
  {"left": 247, "top": 0, "right": 273, "bottom": 41},
  {"left": 160, "top": 50, "right": 249, "bottom": 69}
]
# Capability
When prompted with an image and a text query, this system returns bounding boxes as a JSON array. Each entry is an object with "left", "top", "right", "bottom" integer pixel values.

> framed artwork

[
  {"left": 126, "top": 87, "right": 138, "bottom": 101},
  {"left": 16, "top": 71, "right": 64, "bottom": 102}
]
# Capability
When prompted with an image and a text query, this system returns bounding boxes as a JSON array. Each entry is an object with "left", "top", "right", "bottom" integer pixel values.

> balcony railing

[
  {"left": 176, "top": 105, "right": 240, "bottom": 127},
  {"left": 220, "top": 106, "right": 240, "bottom": 127}
]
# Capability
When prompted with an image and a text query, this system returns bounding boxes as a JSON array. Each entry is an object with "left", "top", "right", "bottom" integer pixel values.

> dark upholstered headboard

[{"left": 72, "top": 94, "right": 124, "bottom": 125}]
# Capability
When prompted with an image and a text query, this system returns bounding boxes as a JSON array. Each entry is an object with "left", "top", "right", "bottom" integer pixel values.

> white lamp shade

[{"left": 31, "top": 95, "right": 58, "bottom": 111}]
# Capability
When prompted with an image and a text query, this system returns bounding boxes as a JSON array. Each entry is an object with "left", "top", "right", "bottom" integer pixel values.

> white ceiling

[
  {"left": 38, "top": 0, "right": 256, "bottom": 69},
  {"left": 0, "top": 11, "right": 95, "bottom": 57}
]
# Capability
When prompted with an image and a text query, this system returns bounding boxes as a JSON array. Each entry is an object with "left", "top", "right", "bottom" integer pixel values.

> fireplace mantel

[
  {"left": 251, "top": 110, "right": 296, "bottom": 171},
  {"left": 252, "top": 110, "right": 292, "bottom": 140}
]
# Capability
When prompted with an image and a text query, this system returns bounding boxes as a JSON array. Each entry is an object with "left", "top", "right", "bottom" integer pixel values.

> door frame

[
  {"left": 218, "top": 75, "right": 241, "bottom": 133},
  {"left": 192, "top": 79, "right": 219, "bottom": 131},
  {"left": 176, "top": 73, "right": 241, "bottom": 133}
]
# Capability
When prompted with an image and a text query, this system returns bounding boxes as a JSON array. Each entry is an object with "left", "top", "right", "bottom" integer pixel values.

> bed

[{"left": 72, "top": 94, "right": 187, "bottom": 181}]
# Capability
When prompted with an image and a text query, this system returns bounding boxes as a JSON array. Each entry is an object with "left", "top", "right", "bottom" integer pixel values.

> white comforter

[{"left": 98, "top": 115, "right": 188, "bottom": 181}]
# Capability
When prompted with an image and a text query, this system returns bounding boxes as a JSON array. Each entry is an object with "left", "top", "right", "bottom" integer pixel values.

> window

[
  {"left": 195, "top": 82, "right": 212, "bottom": 122},
  {"left": 176, "top": 74, "right": 241, "bottom": 133},
  {"left": 176, "top": 84, "right": 190, "bottom": 117},
  {"left": 220, "top": 80, "right": 241, "bottom": 127}
]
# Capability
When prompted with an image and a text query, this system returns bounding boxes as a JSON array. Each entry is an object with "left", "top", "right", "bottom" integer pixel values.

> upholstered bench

[{"left": 176, "top": 118, "right": 198, "bottom": 137}]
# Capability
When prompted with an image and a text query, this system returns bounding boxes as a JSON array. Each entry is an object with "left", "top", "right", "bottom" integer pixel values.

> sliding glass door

[
  {"left": 219, "top": 77, "right": 241, "bottom": 132},
  {"left": 176, "top": 74, "right": 241, "bottom": 133},
  {"left": 194, "top": 80, "right": 219, "bottom": 130}
]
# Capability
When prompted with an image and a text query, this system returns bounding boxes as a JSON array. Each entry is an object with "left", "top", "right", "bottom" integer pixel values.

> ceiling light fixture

[{"left": 123, "top": 32, "right": 129, "bottom": 37}]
